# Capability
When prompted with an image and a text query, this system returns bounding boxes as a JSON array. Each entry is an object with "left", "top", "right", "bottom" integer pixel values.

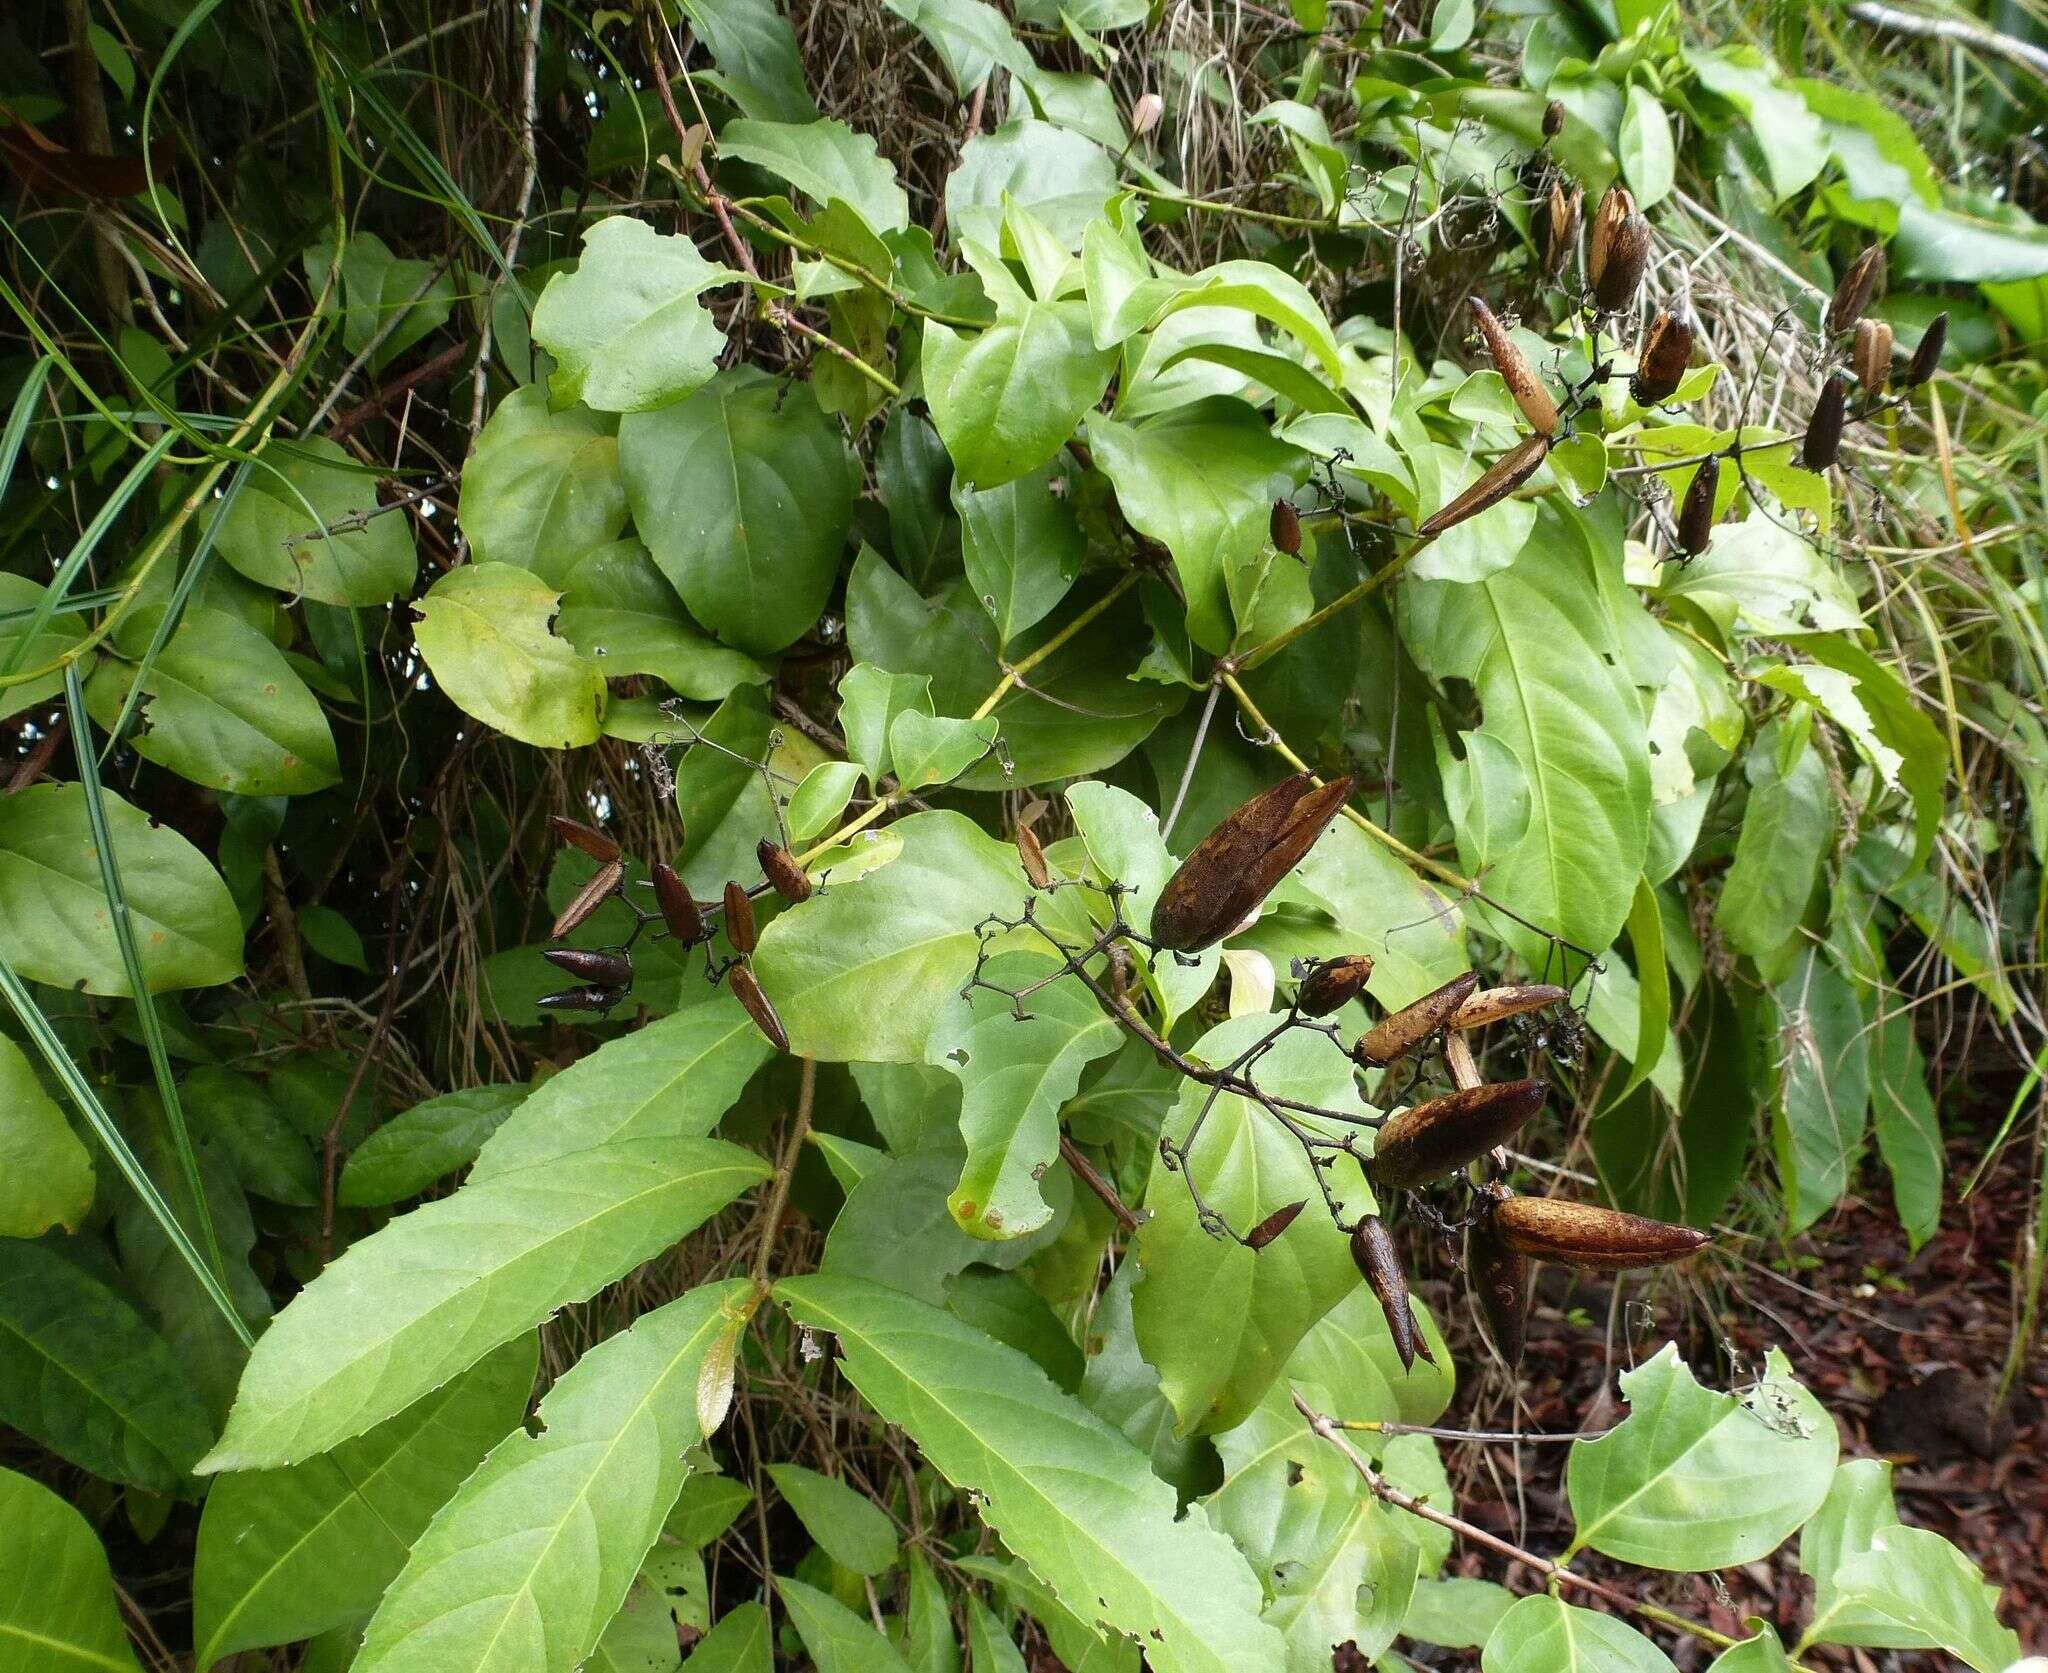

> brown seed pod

[
  {"left": 1416, "top": 435, "right": 1550, "bottom": 539},
  {"left": 1543, "top": 183, "right": 1582, "bottom": 281},
  {"left": 551, "top": 859, "right": 624, "bottom": 939},
  {"left": 1451, "top": 983, "right": 1569, "bottom": 1031},
  {"left": 1015, "top": 823, "right": 1052, "bottom": 890},
  {"left": 651, "top": 861, "right": 706, "bottom": 945},
  {"left": 1469, "top": 1189, "right": 1530, "bottom": 1365},
  {"left": 1825, "top": 244, "right": 1886, "bottom": 336},
  {"left": 1298, "top": 953, "right": 1376, "bottom": 1017},
  {"left": 727, "top": 963, "right": 788, "bottom": 1053},
  {"left": 1492, "top": 1196, "right": 1710, "bottom": 1272},
  {"left": 1587, "top": 185, "right": 1636, "bottom": 291},
  {"left": 1542, "top": 98, "right": 1566, "bottom": 139},
  {"left": 1677, "top": 454, "right": 1720, "bottom": 558},
  {"left": 548, "top": 815, "right": 621, "bottom": 864},
  {"left": 1470, "top": 298, "right": 1559, "bottom": 437},
  {"left": 1352, "top": 971, "right": 1480, "bottom": 1068},
  {"left": 1592, "top": 212, "right": 1649, "bottom": 314},
  {"left": 1153, "top": 773, "right": 1354, "bottom": 953},
  {"left": 1370, "top": 1078, "right": 1548, "bottom": 1189},
  {"left": 538, "top": 983, "right": 629, "bottom": 1013},
  {"left": 1629, "top": 310, "right": 1694, "bottom": 406},
  {"left": 722, "top": 881, "right": 758, "bottom": 955},
  {"left": 541, "top": 947, "right": 632, "bottom": 987},
  {"left": 1270, "top": 498, "right": 1302, "bottom": 556},
  {"left": 1803, "top": 375, "right": 1847, "bottom": 472},
  {"left": 757, "top": 839, "right": 812, "bottom": 905},
  {"left": 1245, "top": 1199, "right": 1306, "bottom": 1250},
  {"left": 1904, "top": 312, "right": 1947, "bottom": 388},
  {"left": 1852, "top": 318, "right": 1893, "bottom": 395},
  {"left": 1350, "top": 1215, "right": 1427, "bottom": 1372}
]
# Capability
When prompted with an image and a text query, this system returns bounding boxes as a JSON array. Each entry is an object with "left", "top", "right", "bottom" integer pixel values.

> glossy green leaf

[
  {"left": 1264, "top": 1497, "right": 1416, "bottom": 1670},
  {"left": 924, "top": 306, "right": 1115, "bottom": 489},
  {"left": 183, "top": 1068, "right": 317, "bottom": 1207},
  {"left": 721, "top": 119, "right": 909, "bottom": 233},
  {"left": 0, "top": 573, "right": 86, "bottom": 719},
  {"left": 887, "top": 709, "right": 999, "bottom": 789},
  {"left": 677, "top": 0, "right": 816, "bottom": 123},
  {"left": 1658, "top": 513, "right": 1859, "bottom": 639},
  {"left": 1705, "top": 1626, "right": 1795, "bottom": 1671},
  {"left": 944, "top": 120, "right": 1115, "bottom": 249},
  {"left": 1619, "top": 85, "right": 1675, "bottom": 206},
  {"left": 557, "top": 540, "right": 767, "bottom": 701},
  {"left": 412, "top": 562, "right": 606, "bottom": 749},
  {"left": 339, "top": 1085, "right": 529, "bottom": 1207},
  {"left": 458, "top": 388, "right": 628, "bottom": 586},
  {"left": 1401, "top": 1578, "right": 1515, "bottom": 1650},
  {"left": 787, "top": 760, "right": 864, "bottom": 841},
  {"left": 0, "top": 1466, "right": 142, "bottom": 1672},
  {"left": 767, "top": 1463, "right": 898, "bottom": 1576},
  {"left": 1772, "top": 943, "right": 1872, "bottom": 1233},
  {"left": 218, "top": 437, "right": 417, "bottom": 607},
  {"left": 0, "top": 1034, "right": 93, "bottom": 1236},
  {"left": 1064, "top": 780, "right": 1218, "bottom": 1027},
  {"left": 682, "top": 1601, "right": 771, "bottom": 1671},
  {"left": 1714, "top": 723, "right": 1830, "bottom": 968},
  {"left": 775, "top": 1575, "right": 914, "bottom": 1671},
  {"left": 955, "top": 460, "right": 1085, "bottom": 642},
  {"left": 1481, "top": 1596, "right": 1676, "bottom": 1672},
  {"left": 1816, "top": 1527, "right": 2021, "bottom": 1671}
]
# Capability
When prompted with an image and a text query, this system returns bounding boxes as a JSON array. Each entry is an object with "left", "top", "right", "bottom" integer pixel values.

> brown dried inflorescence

[
  {"left": 652, "top": 862, "right": 706, "bottom": 944},
  {"left": 1588, "top": 185, "right": 1648, "bottom": 314},
  {"left": 541, "top": 947, "right": 632, "bottom": 986},
  {"left": 728, "top": 964, "right": 788, "bottom": 1052},
  {"left": 1491, "top": 1197, "right": 1709, "bottom": 1271},
  {"left": 1630, "top": 311, "right": 1694, "bottom": 406},
  {"left": 538, "top": 983, "right": 628, "bottom": 1013},
  {"left": 1153, "top": 773, "right": 1354, "bottom": 952},
  {"left": 1369, "top": 1078, "right": 1548, "bottom": 1188},
  {"left": 1451, "top": 983, "right": 1569, "bottom": 1030},
  {"left": 1270, "top": 498, "right": 1302, "bottom": 556},
  {"left": 1904, "top": 312, "right": 1946, "bottom": 388},
  {"left": 723, "top": 881, "right": 759, "bottom": 955},
  {"left": 1350, "top": 1215, "right": 1431, "bottom": 1371},
  {"left": 1543, "top": 183, "right": 1583, "bottom": 281},
  {"left": 1352, "top": 971, "right": 1479, "bottom": 1068},
  {"left": 1825, "top": 244, "right": 1885, "bottom": 336},
  {"left": 1852, "top": 318, "right": 1894, "bottom": 396},
  {"left": 1245, "top": 1199, "right": 1306, "bottom": 1250},
  {"left": 758, "top": 840, "right": 812, "bottom": 904},
  {"left": 551, "top": 859, "right": 624, "bottom": 939},
  {"left": 549, "top": 816, "right": 621, "bottom": 863}
]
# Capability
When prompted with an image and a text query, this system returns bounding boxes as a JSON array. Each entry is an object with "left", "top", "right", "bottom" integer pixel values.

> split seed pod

[
  {"left": 1352, "top": 971, "right": 1480, "bottom": 1068},
  {"left": 1298, "top": 953, "right": 1376, "bottom": 1017},
  {"left": 1469, "top": 1188, "right": 1530, "bottom": 1365},
  {"left": 1270, "top": 498, "right": 1302, "bottom": 556},
  {"left": 1015, "top": 823, "right": 1052, "bottom": 890},
  {"left": 1543, "top": 183, "right": 1582, "bottom": 281},
  {"left": 728, "top": 963, "right": 788, "bottom": 1053},
  {"left": 1153, "top": 772, "right": 1354, "bottom": 953},
  {"left": 1245, "top": 1199, "right": 1306, "bottom": 1250},
  {"left": 1677, "top": 455, "right": 1720, "bottom": 558},
  {"left": 722, "top": 881, "right": 758, "bottom": 955},
  {"left": 551, "top": 859, "right": 624, "bottom": 939},
  {"left": 539, "top": 983, "right": 629, "bottom": 1013},
  {"left": 757, "top": 840, "right": 812, "bottom": 904},
  {"left": 1592, "top": 212, "right": 1649, "bottom": 314},
  {"left": 1825, "top": 244, "right": 1886, "bottom": 336},
  {"left": 1588, "top": 184, "right": 1635, "bottom": 285},
  {"left": 652, "top": 861, "right": 706, "bottom": 945},
  {"left": 1417, "top": 435, "right": 1550, "bottom": 539},
  {"left": 1803, "top": 375, "right": 1847, "bottom": 472},
  {"left": 1451, "top": 983, "right": 1569, "bottom": 1031},
  {"left": 1542, "top": 98, "right": 1566, "bottom": 139},
  {"left": 1370, "top": 1078, "right": 1548, "bottom": 1189},
  {"left": 541, "top": 947, "right": 632, "bottom": 987},
  {"left": 1904, "top": 312, "right": 1947, "bottom": 388},
  {"left": 1630, "top": 311, "right": 1694, "bottom": 406},
  {"left": 1471, "top": 299, "right": 1559, "bottom": 436},
  {"left": 1350, "top": 1216, "right": 1428, "bottom": 1372},
  {"left": 549, "top": 816, "right": 620, "bottom": 864},
  {"left": 1492, "top": 1197, "right": 1710, "bottom": 1272},
  {"left": 1852, "top": 318, "right": 1893, "bottom": 395}
]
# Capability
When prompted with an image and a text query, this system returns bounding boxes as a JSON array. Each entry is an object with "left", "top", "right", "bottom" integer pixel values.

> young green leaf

[
  {"left": 766, "top": 1462, "right": 899, "bottom": 1576},
  {"left": 410, "top": 563, "right": 607, "bottom": 750},
  {"left": 0, "top": 1467, "right": 142, "bottom": 1672}
]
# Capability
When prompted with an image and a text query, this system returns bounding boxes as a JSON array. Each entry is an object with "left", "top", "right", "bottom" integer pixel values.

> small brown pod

[
  {"left": 1270, "top": 498, "right": 1302, "bottom": 556},
  {"left": 1015, "top": 823, "right": 1052, "bottom": 890},
  {"left": 1451, "top": 983, "right": 1569, "bottom": 1030},
  {"left": 757, "top": 839, "right": 812, "bottom": 904},
  {"left": 1352, "top": 971, "right": 1480, "bottom": 1068},
  {"left": 1677, "top": 455, "right": 1720, "bottom": 558},
  {"left": 1350, "top": 1215, "right": 1425, "bottom": 1372},
  {"left": 1370, "top": 1078, "right": 1548, "bottom": 1189},
  {"left": 1803, "top": 375, "right": 1847, "bottom": 472},
  {"left": 541, "top": 947, "right": 632, "bottom": 987},
  {"left": 1591, "top": 212, "right": 1649, "bottom": 314},
  {"left": 1542, "top": 98, "right": 1566, "bottom": 139},
  {"left": 1245, "top": 1199, "right": 1306, "bottom": 1250},
  {"left": 1469, "top": 1190, "right": 1530, "bottom": 1365},
  {"left": 1852, "top": 317, "right": 1893, "bottom": 395},
  {"left": 722, "top": 881, "right": 759, "bottom": 955},
  {"left": 1492, "top": 1196, "right": 1710, "bottom": 1272},
  {"left": 1154, "top": 773, "right": 1354, "bottom": 953},
  {"left": 551, "top": 859, "right": 624, "bottom": 940},
  {"left": 727, "top": 963, "right": 788, "bottom": 1053},
  {"left": 1298, "top": 953, "right": 1376, "bottom": 1017},
  {"left": 1588, "top": 184, "right": 1636, "bottom": 287},
  {"left": 1417, "top": 435, "right": 1550, "bottom": 539},
  {"left": 1904, "top": 312, "right": 1946, "bottom": 388},
  {"left": 652, "top": 861, "right": 706, "bottom": 945},
  {"left": 549, "top": 815, "right": 621, "bottom": 864},
  {"left": 1543, "top": 183, "right": 1582, "bottom": 281},
  {"left": 1470, "top": 298, "right": 1559, "bottom": 437},
  {"left": 1629, "top": 310, "right": 1694, "bottom": 406},
  {"left": 1825, "top": 244, "right": 1886, "bottom": 336},
  {"left": 538, "top": 983, "right": 629, "bottom": 1013}
]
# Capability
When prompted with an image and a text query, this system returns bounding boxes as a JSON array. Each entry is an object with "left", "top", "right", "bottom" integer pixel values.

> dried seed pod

[
  {"left": 722, "top": 881, "right": 758, "bottom": 955},
  {"left": 539, "top": 983, "right": 629, "bottom": 1013},
  {"left": 1677, "top": 455, "right": 1720, "bottom": 558},
  {"left": 1417, "top": 435, "right": 1550, "bottom": 539},
  {"left": 1825, "top": 244, "right": 1886, "bottom": 336},
  {"left": 1469, "top": 1189, "right": 1530, "bottom": 1365},
  {"left": 1350, "top": 1215, "right": 1424, "bottom": 1372},
  {"left": 1015, "top": 823, "right": 1052, "bottom": 890},
  {"left": 1153, "top": 773, "right": 1354, "bottom": 952},
  {"left": 1352, "top": 971, "right": 1480, "bottom": 1068},
  {"left": 1852, "top": 317, "right": 1894, "bottom": 395},
  {"left": 541, "top": 947, "right": 632, "bottom": 986},
  {"left": 1904, "top": 312, "right": 1946, "bottom": 388},
  {"left": 1369, "top": 1078, "right": 1548, "bottom": 1189},
  {"left": 1298, "top": 953, "right": 1376, "bottom": 1017},
  {"left": 1470, "top": 298, "right": 1559, "bottom": 436},
  {"left": 1591, "top": 212, "right": 1650, "bottom": 314},
  {"left": 551, "top": 859, "right": 624, "bottom": 939},
  {"left": 1542, "top": 98, "right": 1566, "bottom": 139},
  {"left": 1270, "top": 497, "right": 1302, "bottom": 556},
  {"left": 1543, "top": 183, "right": 1582, "bottom": 280},
  {"left": 1803, "top": 375, "right": 1847, "bottom": 472},
  {"left": 548, "top": 816, "right": 620, "bottom": 863},
  {"left": 1492, "top": 1196, "right": 1710, "bottom": 1272},
  {"left": 1629, "top": 310, "right": 1694, "bottom": 406},
  {"left": 1451, "top": 983, "right": 1569, "bottom": 1030},
  {"left": 728, "top": 963, "right": 788, "bottom": 1053},
  {"left": 652, "top": 861, "right": 706, "bottom": 945},
  {"left": 1245, "top": 1199, "right": 1306, "bottom": 1250},
  {"left": 1587, "top": 184, "right": 1637, "bottom": 293},
  {"left": 757, "top": 839, "right": 812, "bottom": 904}
]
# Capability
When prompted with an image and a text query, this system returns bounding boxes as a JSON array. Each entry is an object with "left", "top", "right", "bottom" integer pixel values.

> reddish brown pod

[
  {"left": 1015, "top": 822, "right": 1053, "bottom": 890},
  {"left": 1825, "top": 244, "right": 1885, "bottom": 336},
  {"left": 551, "top": 859, "right": 624, "bottom": 940},
  {"left": 1369, "top": 1079, "right": 1547, "bottom": 1189},
  {"left": 1852, "top": 318, "right": 1894, "bottom": 396},
  {"left": 1492, "top": 1197, "right": 1709, "bottom": 1272},
  {"left": 1451, "top": 984, "right": 1568, "bottom": 1031},
  {"left": 1542, "top": 99, "right": 1566, "bottom": 139},
  {"left": 1270, "top": 498, "right": 1302, "bottom": 556},
  {"left": 1417, "top": 436, "right": 1550, "bottom": 539},
  {"left": 1629, "top": 311, "right": 1694, "bottom": 407},
  {"left": 1904, "top": 312, "right": 1946, "bottom": 388},
  {"left": 1350, "top": 1215, "right": 1431, "bottom": 1371},
  {"left": 1297, "top": 954, "right": 1376, "bottom": 1017},
  {"left": 757, "top": 840, "right": 812, "bottom": 904},
  {"left": 722, "top": 881, "right": 759, "bottom": 955},
  {"left": 728, "top": 964, "right": 788, "bottom": 1053},
  {"left": 1470, "top": 298, "right": 1560, "bottom": 437},
  {"left": 652, "top": 862, "right": 706, "bottom": 945},
  {"left": 1352, "top": 971, "right": 1479, "bottom": 1068},
  {"left": 1469, "top": 1188, "right": 1530, "bottom": 1365},
  {"left": 549, "top": 815, "right": 621, "bottom": 863},
  {"left": 541, "top": 947, "right": 632, "bottom": 987},
  {"left": 1542, "top": 183, "right": 1582, "bottom": 281},
  {"left": 1153, "top": 773, "right": 1354, "bottom": 953},
  {"left": 1803, "top": 375, "right": 1847, "bottom": 472},
  {"left": 1677, "top": 455, "right": 1720, "bottom": 558},
  {"left": 1245, "top": 1199, "right": 1306, "bottom": 1250},
  {"left": 1588, "top": 185, "right": 1648, "bottom": 314},
  {"left": 538, "top": 983, "right": 629, "bottom": 1014}
]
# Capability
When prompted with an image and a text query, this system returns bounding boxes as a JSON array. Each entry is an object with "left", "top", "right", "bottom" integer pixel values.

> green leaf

[
  {"left": 620, "top": 368, "right": 852, "bottom": 655},
  {"left": 926, "top": 951, "right": 1122, "bottom": 1238},
  {"left": 354, "top": 1282, "right": 755, "bottom": 1673},
  {"left": 530, "top": 216, "right": 738, "bottom": 412},
  {"left": 777, "top": 1274, "right": 1285, "bottom": 1671},
  {"left": 1264, "top": 1497, "right": 1416, "bottom": 1670},
  {"left": 87, "top": 608, "right": 340, "bottom": 795},
  {"left": 1615, "top": 877, "right": 1669, "bottom": 1099},
  {"left": 676, "top": 0, "right": 816, "bottom": 124},
  {"left": 298, "top": 903, "right": 366, "bottom": 970},
  {"left": 0, "top": 1466, "right": 142, "bottom": 1672},
  {"left": 1772, "top": 943, "right": 1872, "bottom": 1233},
  {"left": 1481, "top": 1596, "right": 1676, "bottom": 1672},
  {"left": 775, "top": 1575, "right": 914, "bottom": 1672},
  {"left": 945, "top": 120, "right": 1116, "bottom": 249},
  {"left": 1714, "top": 722, "right": 1830, "bottom": 969},
  {"left": 965, "top": 1593, "right": 1029, "bottom": 1673},
  {"left": 1064, "top": 780, "right": 1218, "bottom": 1029},
  {"left": 903, "top": 1551, "right": 963, "bottom": 1673},
  {"left": 1566, "top": 1344, "right": 1836, "bottom": 1570},
  {"left": 888, "top": 710, "right": 999, "bottom": 789},
  {"left": 788, "top": 760, "right": 864, "bottom": 841},
  {"left": 924, "top": 308, "right": 1115, "bottom": 490},
  {"left": 954, "top": 463, "right": 1085, "bottom": 644},
  {"left": 767, "top": 1463, "right": 899, "bottom": 1576},
  {"left": 1706, "top": 1626, "right": 1796, "bottom": 1670},
  {"left": 218, "top": 437, "right": 418, "bottom": 607},
  {"left": 883, "top": 0, "right": 1035, "bottom": 96},
  {"left": 1819, "top": 1526, "right": 2021, "bottom": 1671},
  {"left": 557, "top": 540, "right": 768, "bottom": 701},
  {"left": 0, "top": 782, "right": 242, "bottom": 995},
  {"left": 458, "top": 389, "right": 627, "bottom": 586},
  {"left": 1870, "top": 1004, "right": 1941, "bottom": 1251},
  {"left": 339, "top": 1085, "right": 529, "bottom": 1207},
  {"left": 411, "top": 563, "right": 606, "bottom": 749},
  {"left": 0, "top": 1237, "right": 214, "bottom": 1492},
  {"left": 191, "top": 1336, "right": 537, "bottom": 1665},
  {"left": 183, "top": 1068, "right": 316, "bottom": 1207},
  {"left": 722, "top": 118, "right": 909, "bottom": 233},
  {"left": 1658, "top": 513, "right": 1860, "bottom": 639},
  {"left": 1618, "top": 85, "right": 1674, "bottom": 207},
  {"left": 944, "top": 1269, "right": 1084, "bottom": 1392},
  {"left": 681, "top": 1601, "right": 771, "bottom": 1672},
  {"left": 1401, "top": 1578, "right": 1515, "bottom": 1649},
  {"left": 0, "top": 1034, "right": 93, "bottom": 1236},
  {"left": 0, "top": 572, "right": 86, "bottom": 719},
  {"left": 1685, "top": 48, "right": 1826, "bottom": 204},
  {"left": 308, "top": 231, "right": 456, "bottom": 372}
]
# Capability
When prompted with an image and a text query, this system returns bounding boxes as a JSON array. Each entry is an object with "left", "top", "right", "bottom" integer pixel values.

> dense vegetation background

[{"left": 0, "top": 0, "right": 2044, "bottom": 1668}]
